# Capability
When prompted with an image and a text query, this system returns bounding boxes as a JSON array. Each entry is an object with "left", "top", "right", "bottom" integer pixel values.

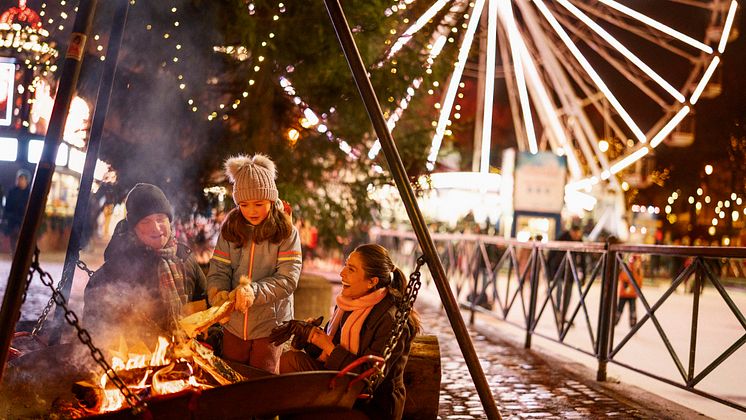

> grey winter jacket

[{"left": 206, "top": 225, "right": 302, "bottom": 339}]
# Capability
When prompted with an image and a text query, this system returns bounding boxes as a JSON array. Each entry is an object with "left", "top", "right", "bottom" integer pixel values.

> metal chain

[
  {"left": 21, "top": 269, "right": 33, "bottom": 304},
  {"left": 370, "top": 255, "right": 426, "bottom": 390},
  {"left": 27, "top": 248, "right": 145, "bottom": 411},
  {"left": 31, "top": 256, "right": 95, "bottom": 336},
  {"left": 76, "top": 259, "right": 96, "bottom": 277}
]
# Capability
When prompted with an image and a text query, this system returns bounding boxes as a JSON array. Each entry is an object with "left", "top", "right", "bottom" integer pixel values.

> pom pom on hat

[{"left": 225, "top": 154, "right": 278, "bottom": 203}]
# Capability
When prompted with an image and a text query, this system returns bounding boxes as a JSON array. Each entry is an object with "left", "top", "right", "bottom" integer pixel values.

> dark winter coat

[
  {"left": 3, "top": 185, "right": 30, "bottom": 233},
  {"left": 307, "top": 293, "right": 413, "bottom": 420},
  {"left": 83, "top": 220, "right": 206, "bottom": 344}
]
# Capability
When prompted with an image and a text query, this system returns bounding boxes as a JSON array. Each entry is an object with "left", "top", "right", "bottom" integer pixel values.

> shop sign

[{"left": 513, "top": 151, "right": 567, "bottom": 213}]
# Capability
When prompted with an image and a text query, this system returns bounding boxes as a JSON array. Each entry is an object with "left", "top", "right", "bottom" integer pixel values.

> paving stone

[{"left": 423, "top": 304, "right": 651, "bottom": 419}]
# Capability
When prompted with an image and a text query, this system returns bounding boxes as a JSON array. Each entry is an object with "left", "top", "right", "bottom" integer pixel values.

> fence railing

[{"left": 373, "top": 229, "right": 746, "bottom": 413}]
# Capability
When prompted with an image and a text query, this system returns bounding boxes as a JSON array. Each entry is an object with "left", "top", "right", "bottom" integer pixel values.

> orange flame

[{"left": 97, "top": 336, "right": 212, "bottom": 413}]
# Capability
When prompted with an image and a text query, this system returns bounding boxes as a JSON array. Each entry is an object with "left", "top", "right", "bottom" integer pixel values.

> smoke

[{"left": 76, "top": 0, "right": 227, "bottom": 213}]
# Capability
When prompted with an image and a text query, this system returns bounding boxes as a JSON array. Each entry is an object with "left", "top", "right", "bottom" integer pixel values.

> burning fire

[{"left": 98, "top": 336, "right": 211, "bottom": 413}]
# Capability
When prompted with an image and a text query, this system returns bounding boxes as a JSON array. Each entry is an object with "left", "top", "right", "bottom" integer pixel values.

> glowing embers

[{"left": 89, "top": 336, "right": 241, "bottom": 414}]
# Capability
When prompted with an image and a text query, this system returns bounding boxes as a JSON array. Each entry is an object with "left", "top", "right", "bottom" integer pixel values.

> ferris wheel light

[
  {"left": 480, "top": 0, "right": 498, "bottom": 173},
  {"left": 649, "top": 106, "right": 691, "bottom": 147},
  {"left": 384, "top": 0, "right": 449, "bottom": 62},
  {"left": 499, "top": 1, "right": 538, "bottom": 154},
  {"left": 718, "top": 1, "right": 738, "bottom": 54},
  {"left": 427, "top": 0, "right": 486, "bottom": 169},
  {"left": 514, "top": 26, "right": 581, "bottom": 175},
  {"left": 534, "top": 0, "right": 646, "bottom": 143},
  {"left": 610, "top": 147, "right": 648, "bottom": 174},
  {"left": 690, "top": 56, "right": 720, "bottom": 105},
  {"left": 557, "top": 0, "right": 685, "bottom": 103},
  {"left": 565, "top": 177, "right": 597, "bottom": 191},
  {"left": 598, "top": 0, "right": 713, "bottom": 54}
]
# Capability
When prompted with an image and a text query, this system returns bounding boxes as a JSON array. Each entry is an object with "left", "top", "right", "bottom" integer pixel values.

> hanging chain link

[
  {"left": 27, "top": 248, "right": 145, "bottom": 411},
  {"left": 21, "top": 268, "right": 33, "bottom": 304},
  {"left": 31, "top": 257, "right": 95, "bottom": 336},
  {"left": 76, "top": 259, "right": 96, "bottom": 277},
  {"left": 369, "top": 255, "right": 426, "bottom": 391}
]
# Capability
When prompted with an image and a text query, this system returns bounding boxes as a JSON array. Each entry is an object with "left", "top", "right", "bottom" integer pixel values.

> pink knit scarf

[{"left": 326, "top": 288, "right": 388, "bottom": 354}]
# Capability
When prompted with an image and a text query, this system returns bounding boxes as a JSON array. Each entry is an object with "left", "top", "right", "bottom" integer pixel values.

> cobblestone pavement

[{"left": 418, "top": 303, "right": 673, "bottom": 419}]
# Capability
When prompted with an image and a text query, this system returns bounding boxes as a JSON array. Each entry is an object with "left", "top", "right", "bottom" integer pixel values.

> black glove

[{"left": 270, "top": 316, "right": 324, "bottom": 349}]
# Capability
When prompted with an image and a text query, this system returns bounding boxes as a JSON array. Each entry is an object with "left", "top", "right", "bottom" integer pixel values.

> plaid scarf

[{"left": 155, "top": 237, "right": 187, "bottom": 324}]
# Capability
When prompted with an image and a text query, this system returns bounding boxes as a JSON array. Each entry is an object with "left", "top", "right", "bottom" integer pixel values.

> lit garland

[
  {"left": 278, "top": 75, "right": 358, "bottom": 159},
  {"left": 206, "top": 2, "right": 285, "bottom": 121},
  {"left": 383, "top": 0, "right": 416, "bottom": 18},
  {"left": 368, "top": 0, "right": 470, "bottom": 160}
]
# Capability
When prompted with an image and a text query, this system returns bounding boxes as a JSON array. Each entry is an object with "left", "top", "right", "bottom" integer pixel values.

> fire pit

[{"left": 0, "top": 334, "right": 247, "bottom": 418}]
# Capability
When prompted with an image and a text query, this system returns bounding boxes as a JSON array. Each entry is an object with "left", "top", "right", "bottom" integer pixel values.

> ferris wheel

[{"left": 371, "top": 0, "right": 739, "bottom": 192}]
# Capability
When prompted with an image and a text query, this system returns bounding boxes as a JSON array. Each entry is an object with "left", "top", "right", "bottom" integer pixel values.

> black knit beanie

[{"left": 125, "top": 183, "right": 173, "bottom": 227}]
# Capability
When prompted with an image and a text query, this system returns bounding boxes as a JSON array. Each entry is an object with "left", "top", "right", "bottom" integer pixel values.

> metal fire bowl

[{"left": 0, "top": 342, "right": 100, "bottom": 418}]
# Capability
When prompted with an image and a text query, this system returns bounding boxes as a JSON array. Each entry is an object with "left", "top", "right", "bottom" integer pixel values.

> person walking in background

[
  {"left": 3, "top": 169, "right": 31, "bottom": 255},
  {"left": 615, "top": 254, "right": 643, "bottom": 328},
  {"left": 547, "top": 220, "right": 583, "bottom": 327},
  {"left": 206, "top": 154, "right": 302, "bottom": 374}
]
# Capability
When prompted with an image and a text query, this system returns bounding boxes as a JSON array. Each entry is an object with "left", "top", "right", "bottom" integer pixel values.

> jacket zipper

[{"left": 243, "top": 241, "right": 256, "bottom": 340}]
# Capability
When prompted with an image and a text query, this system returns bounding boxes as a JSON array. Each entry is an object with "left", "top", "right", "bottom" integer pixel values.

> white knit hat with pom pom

[{"left": 224, "top": 154, "right": 278, "bottom": 203}]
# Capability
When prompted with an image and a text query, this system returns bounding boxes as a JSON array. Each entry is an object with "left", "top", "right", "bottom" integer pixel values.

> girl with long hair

[{"left": 207, "top": 154, "right": 302, "bottom": 374}]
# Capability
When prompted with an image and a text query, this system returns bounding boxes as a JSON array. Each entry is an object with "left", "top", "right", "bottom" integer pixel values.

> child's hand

[
  {"left": 207, "top": 287, "right": 231, "bottom": 307},
  {"left": 235, "top": 275, "right": 255, "bottom": 313}
]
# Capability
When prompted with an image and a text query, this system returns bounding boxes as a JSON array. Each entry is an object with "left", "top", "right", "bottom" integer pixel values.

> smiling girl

[
  {"left": 206, "top": 154, "right": 302, "bottom": 374},
  {"left": 278, "top": 244, "right": 421, "bottom": 419}
]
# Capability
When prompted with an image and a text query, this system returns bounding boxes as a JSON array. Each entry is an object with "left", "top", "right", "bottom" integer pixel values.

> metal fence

[{"left": 374, "top": 229, "right": 746, "bottom": 413}]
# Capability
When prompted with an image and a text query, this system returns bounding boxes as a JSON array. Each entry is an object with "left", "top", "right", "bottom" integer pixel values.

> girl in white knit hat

[{"left": 206, "top": 154, "right": 302, "bottom": 374}]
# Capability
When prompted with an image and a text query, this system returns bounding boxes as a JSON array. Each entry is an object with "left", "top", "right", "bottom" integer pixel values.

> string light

[
  {"left": 279, "top": 76, "right": 358, "bottom": 159},
  {"left": 205, "top": 3, "right": 285, "bottom": 120},
  {"left": 368, "top": 0, "right": 469, "bottom": 160}
]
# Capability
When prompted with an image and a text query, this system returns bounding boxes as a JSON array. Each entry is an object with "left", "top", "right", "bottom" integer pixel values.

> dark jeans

[{"left": 615, "top": 297, "right": 637, "bottom": 327}]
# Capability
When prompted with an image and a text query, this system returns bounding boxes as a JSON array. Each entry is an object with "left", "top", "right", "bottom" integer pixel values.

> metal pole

[
  {"left": 49, "top": 0, "right": 130, "bottom": 345},
  {"left": 596, "top": 237, "right": 618, "bottom": 381},
  {"left": 525, "top": 246, "right": 540, "bottom": 349},
  {"left": 0, "top": 0, "right": 99, "bottom": 382},
  {"left": 323, "top": 1, "right": 502, "bottom": 418}
]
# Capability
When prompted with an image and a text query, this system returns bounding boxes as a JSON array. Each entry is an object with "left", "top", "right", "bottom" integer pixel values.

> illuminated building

[{"left": 0, "top": 0, "right": 103, "bottom": 250}]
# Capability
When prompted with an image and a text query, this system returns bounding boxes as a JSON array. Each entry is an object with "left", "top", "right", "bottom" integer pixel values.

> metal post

[
  {"left": 323, "top": 1, "right": 502, "bottom": 418},
  {"left": 48, "top": 0, "right": 130, "bottom": 345},
  {"left": 0, "top": 0, "right": 99, "bottom": 382},
  {"left": 596, "top": 237, "right": 618, "bottom": 381},
  {"left": 525, "top": 246, "right": 540, "bottom": 349},
  {"left": 687, "top": 263, "right": 703, "bottom": 385}
]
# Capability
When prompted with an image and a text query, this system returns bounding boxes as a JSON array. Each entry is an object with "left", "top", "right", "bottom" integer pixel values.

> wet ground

[{"left": 417, "top": 301, "right": 697, "bottom": 419}]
